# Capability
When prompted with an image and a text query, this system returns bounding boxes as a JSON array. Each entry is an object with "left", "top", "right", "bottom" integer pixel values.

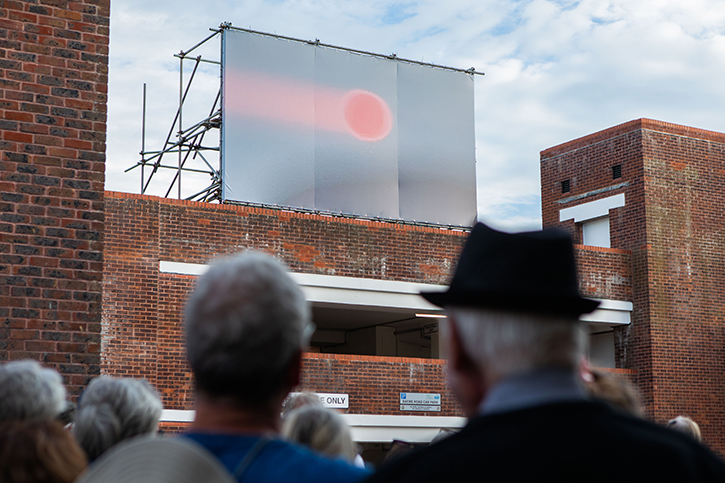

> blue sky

[{"left": 106, "top": 0, "right": 725, "bottom": 232}]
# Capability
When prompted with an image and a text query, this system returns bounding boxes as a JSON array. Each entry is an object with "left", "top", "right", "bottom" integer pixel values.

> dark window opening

[
  {"left": 561, "top": 179, "right": 571, "bottom": 194},
  {"left": 612, "top": 164, "right": 622, "bottom": 179}
]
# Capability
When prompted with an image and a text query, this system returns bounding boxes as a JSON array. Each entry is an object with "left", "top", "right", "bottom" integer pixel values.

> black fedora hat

[{"left": 421, "top": 223, "right": 600, "bottom": 317}]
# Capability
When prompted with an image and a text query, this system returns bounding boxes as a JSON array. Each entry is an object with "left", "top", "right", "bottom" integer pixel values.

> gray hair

[
  {"left": 0, "top": 360, "right": 66, "bottom": 423},
  {"left": 73, "top": 377, "right": 163, "bottom": 461},
  {"left": 447, "top": 307, "right": 586, "bottom": 380},
  {"left": 184, "top": 251, "right": 311, "bottom": 405},
  {"left": 283, "top": 392, "right": 324, "bottom": 419},
  {"left": 282, "top": 406, "right": 357, "bottom": 462},
  {"left": 667, "top": 416, "right": 702, "bottom": 442}
]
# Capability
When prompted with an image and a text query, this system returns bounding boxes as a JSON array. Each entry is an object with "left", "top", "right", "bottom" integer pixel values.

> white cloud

[{"left": 107, "top": 0, "right": 725, "bottom": 230}]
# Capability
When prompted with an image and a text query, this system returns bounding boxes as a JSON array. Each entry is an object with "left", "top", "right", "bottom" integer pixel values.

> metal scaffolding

[{"left": 125, "top": 26, "right": 225, "bottom": 203}]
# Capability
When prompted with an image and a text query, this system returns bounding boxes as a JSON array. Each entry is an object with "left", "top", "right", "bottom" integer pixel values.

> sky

[{"left": 107, "top": 0, "right": 725, "bottom": 232}]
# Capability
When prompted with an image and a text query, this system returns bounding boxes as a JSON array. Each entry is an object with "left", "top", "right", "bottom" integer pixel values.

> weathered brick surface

[
  {"left": 101, "top": 196, "right": 158, "bottom": 384},
  {"left": 300, "top": 353, "right": 461, "bottom": 416},
  {"left": 0, "top": 0, "right": 108, "bottom": 396},
  {"left": 574, "top": 245, "right": 632, "bottom": 301},
  {"left": 103, "top": 192, "right": 468, "bottom": 415},
  {"left": 541, "top": 118, "right": 725, "bottom": 457},
  {"left": 154, "top": 197, "right": 465, "bottom": 283}
]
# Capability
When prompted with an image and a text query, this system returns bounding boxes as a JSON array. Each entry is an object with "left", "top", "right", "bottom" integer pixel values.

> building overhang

[{"left": 160, "top": 261, "right": 631, "bottom": 328}]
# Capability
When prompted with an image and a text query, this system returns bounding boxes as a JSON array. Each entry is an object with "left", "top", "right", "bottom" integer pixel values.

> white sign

[
  {"left": 400, "top": 393, "right": 441, "bottom": 405},
  {"left": 289, "top": 392, "right": 349, "bottom": 409},
  {"left": 400, "top": 404, "right": 442, "bottom": 412},
  {"left": 317, "top": 393, "right": 349, "bottom": 408}
]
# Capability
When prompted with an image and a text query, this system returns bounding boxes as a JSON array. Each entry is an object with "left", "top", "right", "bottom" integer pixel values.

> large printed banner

[{"left": 221, "top": 29, "right": 476, "bottom": 226}]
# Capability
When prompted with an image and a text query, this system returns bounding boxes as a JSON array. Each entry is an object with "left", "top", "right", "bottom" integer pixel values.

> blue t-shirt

[{"left": 185, "top": 432, "right": 369, "bottom": 483}]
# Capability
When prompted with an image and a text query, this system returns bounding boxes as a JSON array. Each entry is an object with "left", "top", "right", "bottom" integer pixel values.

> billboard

[{"left": 221, "top": 28, "right": 476, "bottom": 226}]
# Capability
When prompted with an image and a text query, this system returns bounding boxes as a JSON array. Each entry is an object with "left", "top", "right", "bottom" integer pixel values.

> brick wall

[
  {"left": 300, "top": 353, "right": 461, "bottom": 416},
  {"left": 541, "top": 118, "right": 725, "bottom": 456},
  {"left": 574, "top": 245, "right": 632, "bottom": 301},
  {"left": 103, "top": 192, "right": 467, "bottom": 415},
  {"left": 0, "top": 0, "right": 108, "bottom": 397},
  {"left": 540, "top": 119, "right": 646, "bottom": 250}
]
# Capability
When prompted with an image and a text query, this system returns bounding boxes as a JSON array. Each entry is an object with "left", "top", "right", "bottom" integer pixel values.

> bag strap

[{"left": 232, "top": 436, "right": 272, "bottom": 480}]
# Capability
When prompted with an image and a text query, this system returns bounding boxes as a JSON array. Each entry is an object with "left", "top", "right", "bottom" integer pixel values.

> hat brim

[
  {"left": 76, "top": 436, "right": 235, "bottom": 483},
  {"left": 421, "top": 289, "right": 600, "bottom": 317}
]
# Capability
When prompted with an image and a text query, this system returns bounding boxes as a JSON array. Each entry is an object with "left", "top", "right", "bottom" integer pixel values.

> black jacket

[{"left": 367, "top": 401, "right": 725, "bottom": 483}]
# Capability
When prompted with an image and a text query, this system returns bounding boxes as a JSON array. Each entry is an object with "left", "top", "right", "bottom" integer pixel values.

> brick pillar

[{"left": 0, "top": 0, "right": 109, "bottom": 397}]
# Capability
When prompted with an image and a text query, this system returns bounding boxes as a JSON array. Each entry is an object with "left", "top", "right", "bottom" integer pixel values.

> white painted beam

[
  {"left": 559, "top": 193, "right": 625, "bottom": 223},
  {"left": 581, "top": 298, "right": 633, "bottom": 325},
  {"left": 159, "top": 261, "right": 446, "bottom": 312},
  {"left": 160, "top": 410, "right": 467, "bottom": 443}
]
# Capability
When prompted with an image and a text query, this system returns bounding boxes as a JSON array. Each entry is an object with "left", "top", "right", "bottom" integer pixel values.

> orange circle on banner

[{"left": 342, "top": 90, "right": 392, "bottom": 142}]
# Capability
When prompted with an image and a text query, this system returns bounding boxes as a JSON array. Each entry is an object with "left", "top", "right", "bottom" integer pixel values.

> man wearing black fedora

[{"left": 366, "top": 223, "right": 725, "bottom": 482}]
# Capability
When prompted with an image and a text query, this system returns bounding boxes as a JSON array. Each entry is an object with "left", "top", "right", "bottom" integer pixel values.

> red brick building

[
  {"left": 0, "top": 0, "right": 108, "bottom": 397},
  {"left": 541, "top": 118, "right": 725, "bottom": 456},
  {"left": 100, "top": 191, "right": 633, "bottom": 454},
  {"left": 102, "top": 192, "right": 471, "bottom": 448}
]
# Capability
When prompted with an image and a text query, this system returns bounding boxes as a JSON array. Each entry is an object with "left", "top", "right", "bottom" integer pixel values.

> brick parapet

[
  {"left": 541, "top": 118, "right": 725, "bottom": 159},
  {"left": 0, "top": 0, "right": 109, "bottom": 396},
  {"left": 105, "top": 191, "right": 471, "bottom": 236},
  {"left": 574, "top": 246, "right": 632, "bottom": 301},
  {"left": 299, "top": 352, "right": 461, "bottom": 416},
  {"left": 104, "top": 192, "right": 467, "bottom": 284}
]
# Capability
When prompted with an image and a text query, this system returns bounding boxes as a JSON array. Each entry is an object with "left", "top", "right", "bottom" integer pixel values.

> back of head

[
  {"left": 667, "top": 416, "right": 702, "bottom": 442},
  {"left": 0, "top": 360, "right": 66, "bottom": 423},
  {"left": 282, "top": 392, "right": 324, "bottom": 418},
  {"left": 73, "top": 377, "right": 162, "bottom": 461},
  {"left": 184, "top": 252, "right": 311, "bottom": 406},
  {"left": 420, "top": 223, "right": 596, "bottom": 384},
  {"left": 448, "top": 307, "right": 586, "bottom": 381},
  {"left": 282, "top": 406, "right": 357, "bottom": 462},
  {"left": 0, "top": 420, "right": 87, "bottom": 483}
]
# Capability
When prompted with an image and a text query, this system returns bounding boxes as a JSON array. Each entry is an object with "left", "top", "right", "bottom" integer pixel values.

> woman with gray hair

[
  {"left": 0, "top": 360, "right": 67, "bottom": 423},
  {"left": 73, "top": 377, "right": 163, "bottom": 461},
  {"left": 282, "top": 405, "right": 358, "bottom": 463}
]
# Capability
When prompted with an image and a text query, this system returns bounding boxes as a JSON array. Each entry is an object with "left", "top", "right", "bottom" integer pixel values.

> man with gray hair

[
  {"left": 367, "top": 223, "right": 725, "bottom": 482},
  {"left": 183, "top": 251, "right": 367, "bottom": 482},
  {"left": 0, "top": 359, "right": 67, "bottom": 423}
]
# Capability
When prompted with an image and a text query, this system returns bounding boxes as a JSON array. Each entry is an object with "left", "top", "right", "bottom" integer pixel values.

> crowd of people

[{"left": 1, "top": 223, "right": 725, "bottom": 482}]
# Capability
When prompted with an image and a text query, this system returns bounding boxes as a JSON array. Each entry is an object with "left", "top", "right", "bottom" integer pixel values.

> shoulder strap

[{"left": 232, "top": 436, "right": 272, "bottom": 481}]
